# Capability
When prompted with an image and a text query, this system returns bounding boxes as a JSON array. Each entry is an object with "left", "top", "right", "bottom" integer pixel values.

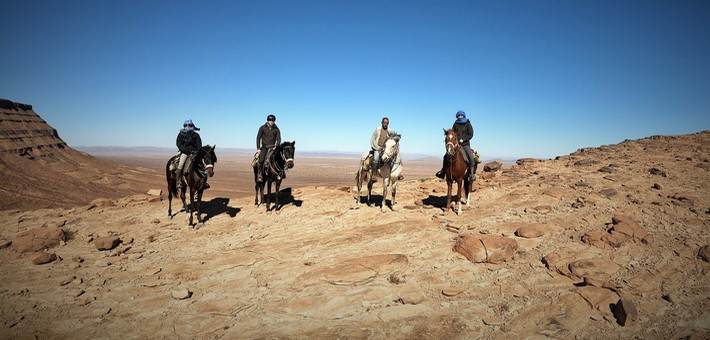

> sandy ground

[{"left": 1, "top": 132, "right": 709, "bottom": 339}]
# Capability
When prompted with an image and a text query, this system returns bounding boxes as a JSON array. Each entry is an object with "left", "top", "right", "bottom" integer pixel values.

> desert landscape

[{"left": 1, "top": 99, "right": 709, "bottom": 339}]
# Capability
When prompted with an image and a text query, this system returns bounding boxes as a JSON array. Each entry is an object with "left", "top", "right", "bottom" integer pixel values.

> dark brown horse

[
  {"left": 254, "top": 141, "right": 295, "bottom": 211},
  {"left": 442, "top": 129, "right": 476, "bottom": 214},
  {"left": 166, "top": 145, "right": 217, "bottom": 225}
]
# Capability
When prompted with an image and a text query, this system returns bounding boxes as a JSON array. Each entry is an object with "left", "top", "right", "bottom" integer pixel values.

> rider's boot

[
  {"left": 176, "top": 169, "right": 184, "bottom": 190},
  {"left": 436, "top": 169, "right": 445, "bottom": 179},
  {"left": 257, "top": 163, "right": 264, "bottom": 183},
  {"left": 204, "top": 181, "right": 211, "bottom": 189},
  {"left": 468, "top": 166, "right": 476, "bottom": 181}
]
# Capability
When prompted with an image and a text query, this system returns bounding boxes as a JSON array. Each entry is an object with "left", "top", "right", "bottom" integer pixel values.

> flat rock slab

[
  {"left": 441, "top": 286, "right": 465, "bottom": 297},
  {"left": 95, "top": 236, "right": 120, "bottom": 251},
  {"left": 32, "top": 252, "right": 57, "bottom": 265},
  {"left": 454, "top": 235, "right": 518, "bottom": 264},
  {"left": 13, "top": 227, "right": 65, "bottom": 253},
  {"left": 515, "top": 225, "right": 543, "bottom": 238},
  {"left": 172, "top": 289, "right": 192, "bottom": 300}
]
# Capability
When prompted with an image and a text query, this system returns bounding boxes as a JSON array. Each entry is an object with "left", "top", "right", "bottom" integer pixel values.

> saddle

[
  {"left": 362, "top": 152, "right": 373, "bottom": 171},
  {"left": 459, "top": 149, "right": 482, "bottom": 165},
  {"left": 170, "top": 152, "right": 197, "bottom": 174}
]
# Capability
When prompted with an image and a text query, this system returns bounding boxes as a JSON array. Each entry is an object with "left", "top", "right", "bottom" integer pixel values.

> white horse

[{"left": 355, "top": 134, "right": 403, "bottom": 211}]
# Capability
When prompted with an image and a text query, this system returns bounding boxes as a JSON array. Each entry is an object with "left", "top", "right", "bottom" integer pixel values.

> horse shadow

[
  {"left": 357, "top": 194, "right": 388, "bottom": 207},
  {"left": 263, "top": 187, "right": 303, "bottom": 209},
  {"left": 200, "top": 197, "right": 241, "bottom": 222},
  {"left": 422, "top": 194, "right": 450, "bottom": 209}
]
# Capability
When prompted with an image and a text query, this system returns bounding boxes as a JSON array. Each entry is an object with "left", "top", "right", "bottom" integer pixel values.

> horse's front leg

[
  {"left": 356, "top": 171, "right": 362, "bottom": 205},
  {"left": 391, "top": 178, "right": 398, "bottom": 210},
  {"left": 275, "top": 180, "right": 282, "bottom": 211},
  {"left": 188, "top": 188, "right": 195, "bottom": 226},
  {"left": 266, "top": 180, "right": 272, "bottom": 212},
  {"left": 366, "top": 175, "right": 374, "bottom": 207},
  {"left": 381, "top": 177, "right": 389, "bottom": 212},
  {"left": 456, "top": 178, "right": 463, "bottom": 215},
  {"left": 445, "top": 180, "right": 453, "bottom": 214},
  {"left": 196, "top": 189, "right": 204, "bottom": 223}
]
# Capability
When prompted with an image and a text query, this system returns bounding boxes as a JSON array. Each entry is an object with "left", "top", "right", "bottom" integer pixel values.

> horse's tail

[{"left": 166, "top": 156, "right": 178, "bottom": 196}]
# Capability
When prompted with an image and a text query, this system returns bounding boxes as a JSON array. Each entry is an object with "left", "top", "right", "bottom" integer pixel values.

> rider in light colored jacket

[{"left": 370, "top": 117, "right": 391, "bottom": 169}]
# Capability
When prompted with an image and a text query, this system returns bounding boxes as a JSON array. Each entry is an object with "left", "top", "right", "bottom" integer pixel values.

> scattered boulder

[
  {"left": 599, "top": 188, "right": 618, "bottom": 198},
  {"left": 0, "top": 239, "right": 11, "bottom": 249},
  {"left": 147, "top": 189, "right": 162, "bottom": 196},
  {"left": 612, "top": 298, "right": 637, "bottom": 326},
  {"left": 95, "top": 236, "right": 120, "bottom": 251},
  {"left": 454, "top": 235, "right": 518, "bottom": 264},
  {"left": 649, "top": 167, "right": 667, "bottom": 177},
  {"left": 698, "top": 245, "right": 710, "bottom": 262},
  {"left": 483, "top": 161, "right": 502, "bottom": 172},
  {"left": 669, "top": 193, "right": 695, "bottom": 207},
  {"left": 441, "top": 286, "right": 464, "bottom": 297},
  {"left": 516, "top": 158, "right": 537, "bottom": 165},
  {"left": 515, "top": 225, "right": 543, "bottom": 238},
  {"left": 94, "top": 259, "right": 111, "bottom": 267},
  {"left": 652, "top": 183, "right": 662, "bottom": 190},
  {"left": 13, "top": 227, "right": 65, "bottom": 253},
  {"left": 397, "top": 286, "right": 425, "bottom": 305},
  {"left": 584, "top": 215, "right": 649, "bottom": 249},
  {"left": 32, "top": 252, "right": 57, "bottom": 265},
  {"left": 172, "top": 289, "right": 192, "bottom": 300},
  {"left": 598, "top": 166, "right": 614, "bottom": 173}
]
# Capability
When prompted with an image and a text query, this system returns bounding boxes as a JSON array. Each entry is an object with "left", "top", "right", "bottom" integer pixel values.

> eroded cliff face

[
  {"left": 0, "top": 99, "right": 158, "bottom": 210},
  {"left": 0, "top": 99, "right": 67, "bottom": 158}
]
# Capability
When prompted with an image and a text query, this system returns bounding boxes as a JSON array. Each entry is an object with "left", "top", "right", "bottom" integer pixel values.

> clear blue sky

[{"left": 1, "top": 0, "right": 709, "bottom": 158}]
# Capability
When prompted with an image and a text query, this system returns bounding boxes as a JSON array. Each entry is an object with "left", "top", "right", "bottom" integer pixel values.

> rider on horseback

[
  {"left": 370, "top": 117, "right": 391, "bottom": 171},
  {"left": 436, "top": 110, "right": 477, "bottom": 181},
  {"left": 176, "top": 119, "right": 202, "bottom": 190},
  {"left": 256, "top": 114, "right": 282, "bottom": 183}
]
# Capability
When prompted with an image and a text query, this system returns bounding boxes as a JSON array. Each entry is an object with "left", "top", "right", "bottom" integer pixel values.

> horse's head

[
  {"left": 203, "top": 145, "right": 217, "bottom": 177},
  {"left": 443, "top": 128, "right": 459, "bottom": 157},
  {"left": 382, "top": 134, "right": 401, "bottom": 163},
  {"left": 282, "top": 141, "right": 295, "bottom": 169}
]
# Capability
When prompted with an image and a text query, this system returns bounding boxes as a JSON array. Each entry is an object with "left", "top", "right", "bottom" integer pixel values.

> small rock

[
  {"left": 388, "top": 273, "right": 406, "bottom": 285},
  {"left": 94, "top": 259, "right": 111, "bottom": 267},
  {"left": 147, "top": 189, "right": 162, "bottom": 196},
  {"left": 0, "top": 239, "right": 12, "bottom": 249},
  {"left": 72, "top": 256, "right": 85, "bottom": 263},
  {"left": 32, "top": 253, "right": 57, "bottom": 265},
  {"left": 13, "top": 227, "right": 65, "bottom": 253},
  {"left": 652, "top": 183, "right": 662, "bottom": 190},
  {"left": 95, "top": 236, "right": 120, "bottom": 251},
  {"left": 442, "top": 286, "right": 464, "bottom": 296},
  {"left": 483, "top": 161, "right": 502, "bottom": 172},
  {"left": 515, "top": 225, "right": 543, "bottom": 238},
  {"left": 698, "top": 245, "right": 710, "bottom": 262},
  {"left": 123, "top": 238, "right": 134, "bottom": 245},
  {"left": 151, "top": 219, "right": 160, "bottom": 224},
  {"left": 600, "top": 188, "right": 618, "bottom": 198},
  {"left": 398, "top": 286, "right": 425, "bottom": 305},
  {"left": 649, "top": 168, "right": 667, "bottom": 177},
  {"left": 613, "top": 298, "right": 638, "bottom": 326},
  {"left": 574, "top": 159, "right": 597, "bottom": 166},
  {"left": 439, "top": 301, "right": 450, "bottom": 308},
  {"left": 598, "top": 166, "right": 614, "bottom": 173},
  {"left": 171, "top": 289, "right": 192, "bottom": 300},
  {"left": 60, "top": 277, "right": 75, "bottom": 286},
  {"left": 481, "top": 172, "right": 495, "bottom": 180}
]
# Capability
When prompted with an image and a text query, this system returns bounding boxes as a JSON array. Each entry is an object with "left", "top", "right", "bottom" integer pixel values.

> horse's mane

[{"left": 389, "top": 132, "right": 401, "bottom": 141}]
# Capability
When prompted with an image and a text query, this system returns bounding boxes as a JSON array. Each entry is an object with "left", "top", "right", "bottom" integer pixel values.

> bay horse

[
  {"left": 166, "top": 145, "right": 217, "bottom": 225},
  {"left": 254, "top": 141, "right": 295, "bottom": 211},
  {"left": 356, "top": 134, "right": 403, "bottom": 211},
  {"left": 443, "top": 129, "right": 476, "bottom": 214}
]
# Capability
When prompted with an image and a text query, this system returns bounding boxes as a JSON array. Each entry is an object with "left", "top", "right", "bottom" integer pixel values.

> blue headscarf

[
  {"left": 183, "top": 119, "right": 195, "bottom": 133},
  {"left": 455, "top": 110, "right": 469, "bottom": 124}
]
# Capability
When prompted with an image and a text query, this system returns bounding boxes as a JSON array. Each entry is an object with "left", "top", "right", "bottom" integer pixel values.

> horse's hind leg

[
  {"left": 275, "top": 180, "right": 281, "bottom": 211},
  {"left": 391, "top": 178, "right": 398, "bottom": 210},
  {"left": 465, "top": 178, "right": 472, "bottom": 207},
  {"left": 168, "top": 189, "right": 173, "bottom": 218},
  {"left": 196, "top": 190, "right": 204, "bottom": 223},
  {"left": 188, "top": 188, "right": 195, "bottom": 226},
  {"left": 266, "top": 181, "right": 272, "bottom": 212}
]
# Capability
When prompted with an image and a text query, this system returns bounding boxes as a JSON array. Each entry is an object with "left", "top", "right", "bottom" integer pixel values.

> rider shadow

[
  {"left": 422, "top": 195, "right": 449, "bottom": 209},
  {"left": 264, "top": 187, "right": 303, "bottom": 209},
  {"left": 200, "top": 197, "right": 241, "bottom": 222}
]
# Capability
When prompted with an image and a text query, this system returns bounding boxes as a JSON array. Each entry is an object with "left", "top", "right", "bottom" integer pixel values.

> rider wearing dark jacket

[
  {"left": 255, "top": 114, "right": 281, "bottom": 182},
  {"left": 436, "top": 110, "right": 476, "bottom": 181},
  {"left": 176, "top": 119, "right": 203, "bottom": 189}
]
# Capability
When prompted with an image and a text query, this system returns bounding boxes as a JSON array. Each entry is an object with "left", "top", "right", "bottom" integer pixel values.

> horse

[
  {"left": 442, "top": 129, "right": 477, "bottom": 214},
  {"left": 166, "top": 145, "right": 217, "bottom": 225},
  {"left": 253, "top": 141, "right": 295, "bottom": 211},
  {"left": 355, "top": 134, "right": 403, "bottom": 211}
]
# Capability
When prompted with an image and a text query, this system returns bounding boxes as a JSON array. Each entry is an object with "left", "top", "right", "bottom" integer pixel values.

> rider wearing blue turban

[
  {"left": 436, "top": 110, "right": 476, "bottom": 181},
  {"left": 176, "top": 119, "right": 202, "bottom": 189}
]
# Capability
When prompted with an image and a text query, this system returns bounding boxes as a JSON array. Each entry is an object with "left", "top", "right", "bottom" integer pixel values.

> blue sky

[{"left": 1, "top": 0, "right": 709, "bottom": 158}]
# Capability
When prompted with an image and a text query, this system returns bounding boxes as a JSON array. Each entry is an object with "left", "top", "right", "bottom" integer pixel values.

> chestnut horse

[
  {"left": 253, "top": 141, "right": 295, "bottom": 211},
  {"left": 442, "top": 129, "right": 476, "bottom": 214},
  {"left": 166, "top": 145, "right": 217, "bottom": 225}
]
